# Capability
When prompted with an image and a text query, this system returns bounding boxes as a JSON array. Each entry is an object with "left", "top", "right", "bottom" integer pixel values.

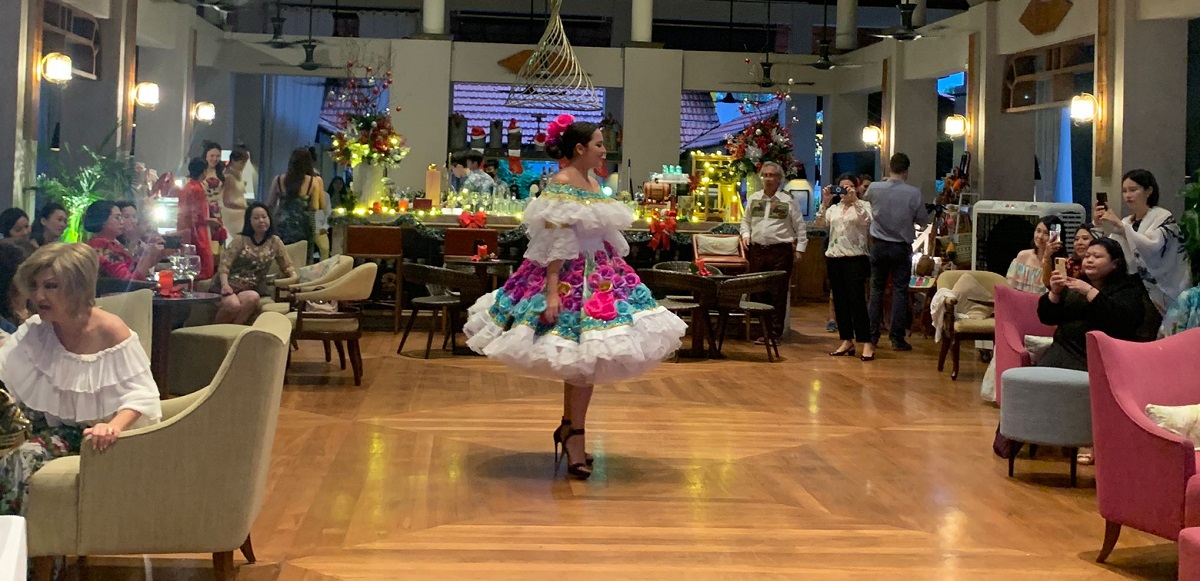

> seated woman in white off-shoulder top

[{"left": 0, "top": 242, "right": 161, "bottom": 515}]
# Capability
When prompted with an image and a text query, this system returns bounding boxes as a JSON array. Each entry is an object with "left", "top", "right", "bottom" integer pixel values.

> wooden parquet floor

[{"left": 72, "top": 304, "right": 1177, "bottom": 580}]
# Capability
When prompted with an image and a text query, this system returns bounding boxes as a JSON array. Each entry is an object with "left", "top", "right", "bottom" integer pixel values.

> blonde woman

[{"left": 0, "top": 243, "right": 161, "bottom": 514}]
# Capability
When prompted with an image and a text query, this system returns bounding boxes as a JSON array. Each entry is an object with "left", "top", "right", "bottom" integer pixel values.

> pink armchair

[
  {"left": 993, "top": 285, "right": 1055, "bottom": 406},
  {"left": 1088, "top": 328, "right": 1200, "bottom": 563}
]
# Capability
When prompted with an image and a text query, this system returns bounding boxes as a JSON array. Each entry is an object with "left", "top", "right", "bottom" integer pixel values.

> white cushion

[
  {"left": 696, "top": 236, "right": 740, "bottom": 256},
  {"left": 1023, "top": 335, "right": 1054, "bottom": 365},
  {"left": 1146, "top": 403, "right": 1200, "bottom": 450},
  {"left": 951, "top": 274, "right": 993, "bottom": 320}
]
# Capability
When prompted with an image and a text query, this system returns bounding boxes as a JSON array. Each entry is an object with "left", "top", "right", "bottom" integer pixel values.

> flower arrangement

[
  {"left": 328, "top": 63, "right": 410, "bottom": 168},
  {"left": 724, "top": 117, "right": 794, "bottom": 179}
]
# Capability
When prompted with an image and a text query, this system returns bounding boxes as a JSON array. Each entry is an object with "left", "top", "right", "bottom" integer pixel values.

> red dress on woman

[{"left": 178, "top": 180, "right": 215, "bottom": 280}]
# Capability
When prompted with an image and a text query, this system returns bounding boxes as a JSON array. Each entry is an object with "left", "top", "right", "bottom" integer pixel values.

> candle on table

[{"left": 426, "top": 165, "right": 441, "bottom": 208}]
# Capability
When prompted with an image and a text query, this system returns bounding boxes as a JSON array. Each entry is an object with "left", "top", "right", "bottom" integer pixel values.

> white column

[
  {"left": 631, "top": 0, "right": 653, "bottom": 43},
  {"left": 0, "top": 0, "right": 32, "bottom": 209},
  {"left": 1093, "top": 0, "right": 1188, "bottom": 216},
  {"left": 888, "top": 77, "right": 938, "bottom": 200},
  {"left": 622, "top": 47, "right": 681, "bottom": 188},
  {"left": 134, "top": 33, "right": 192, "bottom": 175},
  {"left": 822, "top": 92, "right": 868, "bottom": 183},
  {"left": 835, "top": 0, "right": 858, "bottom": 51},
  {"left": 421, "top": 0, "right": 445, "bottom": 36},
  {"left": 973, "top": 2, "right": 1034, "bottom": 201},
  {"left": 389, "top": 38, "right": 451, "bottom": 189},
  {"left": 911, "top": 0, "right": 928, "bottom": 28}
]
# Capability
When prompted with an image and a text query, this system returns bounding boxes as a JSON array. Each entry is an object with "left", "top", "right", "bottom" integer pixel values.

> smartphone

[
  {"left": 830, "top": 185, "right": 845, "bottom": 205},
  {"left": 164, "top": 235, "right": 182, "bottom": 250},
  {"left": 1049, "top": 223, "right": 1062, "bottom": 244},
  {"left": 1055, "top": 257, "right": 1068, "bottom": 275},
  {"left": 1097, "top": 192, "right": 1108, "bottom": 208}
]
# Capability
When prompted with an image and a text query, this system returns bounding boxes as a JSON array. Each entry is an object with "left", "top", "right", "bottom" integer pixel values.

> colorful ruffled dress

[{"left": 465, "top": 183, "right": 686, "bottom": 385}]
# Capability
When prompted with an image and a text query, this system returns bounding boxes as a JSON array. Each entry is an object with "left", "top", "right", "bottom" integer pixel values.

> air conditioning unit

[{"left": 972, "top": 200, "right": 1086, "bottom": 275}]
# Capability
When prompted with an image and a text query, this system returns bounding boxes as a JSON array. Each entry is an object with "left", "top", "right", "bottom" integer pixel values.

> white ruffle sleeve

[
  {"left": 522, "top": 186, "right": 635, "bottom": 265},
  {"left": 0, "top": 316, "right": 162, "bottom": 428}
]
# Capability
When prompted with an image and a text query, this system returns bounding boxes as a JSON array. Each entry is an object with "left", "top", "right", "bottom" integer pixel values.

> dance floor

[{"left": 71, "top": 304, "right": 1176, "bottom": 580}]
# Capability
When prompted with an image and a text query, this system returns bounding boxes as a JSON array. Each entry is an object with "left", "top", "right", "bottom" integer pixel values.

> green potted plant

[
  {"left": 1181, "top": 173, "right": 1200, "bottom": 284},
  {"left": 34, "top": 127, "right": 134, "bottom": 242}
]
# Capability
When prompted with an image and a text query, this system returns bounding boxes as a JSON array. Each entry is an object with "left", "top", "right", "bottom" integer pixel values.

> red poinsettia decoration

[{"left": 648, "top": 210, "right": 678, "bottom": 251}]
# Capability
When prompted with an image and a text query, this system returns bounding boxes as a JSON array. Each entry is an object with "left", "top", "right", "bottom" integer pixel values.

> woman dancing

[{"left": 464, "top": 116, "right": 686, "bottom": 480}]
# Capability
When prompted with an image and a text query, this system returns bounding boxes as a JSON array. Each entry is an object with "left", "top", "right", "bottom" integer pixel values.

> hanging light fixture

[
  {"left": 132, "top": 82, "right": 161, "bottom": 109},
  {"left": 944, "top": 114, "right": 968, "bottom": 138},
  {"left": 40, "top": 53, "right": 73, "bottom": 85},
  {"left": 193, "top": 101, "right": 216, "bottom": 124},
  {"left": 1070, "top": 93, "right": 1097, "bottom": 124},
  {"left": 861, "top": 125, "right": 882, "bottom": 147},
  {"left": 505, "top": 0, "right": 601, "bottom": 110}
]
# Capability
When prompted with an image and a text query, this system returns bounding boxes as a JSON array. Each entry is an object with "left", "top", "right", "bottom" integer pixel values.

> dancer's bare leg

[{"left": 563, "top": 382, "right": 594, "bottom": 470}]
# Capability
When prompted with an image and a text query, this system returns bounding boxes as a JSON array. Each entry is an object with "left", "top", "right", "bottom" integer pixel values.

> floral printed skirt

[
  {"left": 0, "top": 409, "right": 82, "bottom": 516},
  {"left": 465, "top": 242, "right": 686, "bottom": 385}
]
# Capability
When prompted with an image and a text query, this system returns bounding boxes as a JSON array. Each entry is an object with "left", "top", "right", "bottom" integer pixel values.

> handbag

[
  {"left": 0, "top": 387, "right": 30, "bottom": 455},
  {"left": 304, "top": 300, "right": 339, "bottom": 314}
]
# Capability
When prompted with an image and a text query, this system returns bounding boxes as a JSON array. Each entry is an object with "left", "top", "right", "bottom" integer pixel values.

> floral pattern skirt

[
  {"left": 0, "top": 409, "right": 82, "bottom": 516},
  {"left": 464, "top": 242, "right": 686, "bottom": 385}
]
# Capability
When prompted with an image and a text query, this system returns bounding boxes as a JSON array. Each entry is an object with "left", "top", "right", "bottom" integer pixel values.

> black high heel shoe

[
  {"left": 556, "top": 428, "right": 592, "bottom": 480},
  {"left": 553, "top": 419, "right": 594, "bottom": 465},
  {"left": 829, "top": 346, "right": 856, "bottom": 357}
]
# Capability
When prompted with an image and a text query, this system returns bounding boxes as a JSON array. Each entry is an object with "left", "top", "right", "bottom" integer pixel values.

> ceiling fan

[
  {"left": 874, "top": 2, "right": 934, "bottom": 42},
  {"left": 259, "top": 0, "right": 338, "bottom": 71},
  {"left": 719, "top": 0, "right": 814, "bottom": 91},
  {"left": 805, "top": 0, "right": 862, "bottom": 71},
  {"left": 253, "top": 1, "right": 324, "bottom": 49}
]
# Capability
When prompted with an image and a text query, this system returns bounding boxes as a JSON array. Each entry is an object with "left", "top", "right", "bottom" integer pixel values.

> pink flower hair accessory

[{"left": 545, "top": 114, "right": 575, "bottom": 146}]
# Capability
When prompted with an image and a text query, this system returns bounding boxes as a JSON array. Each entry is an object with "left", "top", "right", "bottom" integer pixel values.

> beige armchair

[
  {"left": 287, "top": 263, "right": 378, "bottom": 385},
  {"left": 261, "top": 255, "right": 355, "bottom": 316},
  {"left": 935, "top": 270, "right": 1007, "bottom": 380},
  {"left": 95, "top": 289, "right": 153, "bottom": 358},
  {"left": 25, "top": 312, "right": 293, "bottom": 581}
]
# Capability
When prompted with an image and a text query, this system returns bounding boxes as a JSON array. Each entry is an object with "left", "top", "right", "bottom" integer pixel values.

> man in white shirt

[{"left": 739, "top": 161, "right": 808, "bottom": 342}]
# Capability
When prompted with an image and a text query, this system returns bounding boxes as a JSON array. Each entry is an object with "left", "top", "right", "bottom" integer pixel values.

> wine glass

[{"left": 183, "top": 255, "right": 201, "bottom": 294}]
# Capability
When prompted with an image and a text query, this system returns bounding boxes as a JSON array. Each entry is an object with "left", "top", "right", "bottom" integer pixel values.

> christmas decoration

[
  {"left": 724, "top": 116, "right": 794, "bottom": 179},
  {"left": 328, "top": 64, "right": 410, "bottom": 168}
]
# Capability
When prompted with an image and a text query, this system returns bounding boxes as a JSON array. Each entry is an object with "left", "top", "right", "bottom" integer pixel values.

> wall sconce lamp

[
  {"left": 944, "top": 114, "right": 968, "bottom": 138},
  {"left": 193, "top": 102, "right": 216, "bottom": 124},
  {"left": 40, "top": 53, "right": 73, "bottom": 85},
  {"left": 132, "top": 82, "right": 161, "bottom": 109},
  {"left": 1070, "top": 93, "right": 1097, "bottom": 124},
  {"left": 861, "top": 125, "right": 882, "bottom": 148}
]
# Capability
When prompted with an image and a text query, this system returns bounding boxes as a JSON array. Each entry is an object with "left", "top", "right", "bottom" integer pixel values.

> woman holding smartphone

[
  {"left": 1005, "top": 216, "right": 1067, "bottom": 294},
  {"left": 1095, "top": 169, "right": 1192, "bottom": 315}
]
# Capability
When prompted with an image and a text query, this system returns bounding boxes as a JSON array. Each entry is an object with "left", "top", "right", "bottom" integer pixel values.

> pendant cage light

[{"left": 505, "top": 0, "right": 602, "bottom": 111}]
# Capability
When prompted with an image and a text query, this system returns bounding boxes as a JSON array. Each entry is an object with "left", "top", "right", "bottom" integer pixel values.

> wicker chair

[
  {"left": 397, "top": 263, "right": 488, "bottom": 358},
  {"left": 713, "top": 271, "right": 789, "bottom": 362},
  {"left": 652, "top": 261, "right": 724, "bottom": 276}
]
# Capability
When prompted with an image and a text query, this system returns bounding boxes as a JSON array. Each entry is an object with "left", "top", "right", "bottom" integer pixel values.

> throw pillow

[
  {"left": 697, "top": 235, "right": 740, "bottom": 257},
  {"left": 297, "top": 256, "right": 340, "bottom": 284},
  {"left": 951, "top": 274, "right": 994, "bottom": 320},
  {"left": 1023, "top": 335, "right": 1054, "bottom": 365},
  {"left": 1145, "top": 403, "right": 1200, "bottom": 450}
]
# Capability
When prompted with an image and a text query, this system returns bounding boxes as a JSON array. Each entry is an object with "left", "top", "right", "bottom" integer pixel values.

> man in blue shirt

[
  {"left": 864, "top": 153, "right": 929, "bottom": 351},
  {"left": 451, "top": 151, "right": 497, "bottom": 199}
]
